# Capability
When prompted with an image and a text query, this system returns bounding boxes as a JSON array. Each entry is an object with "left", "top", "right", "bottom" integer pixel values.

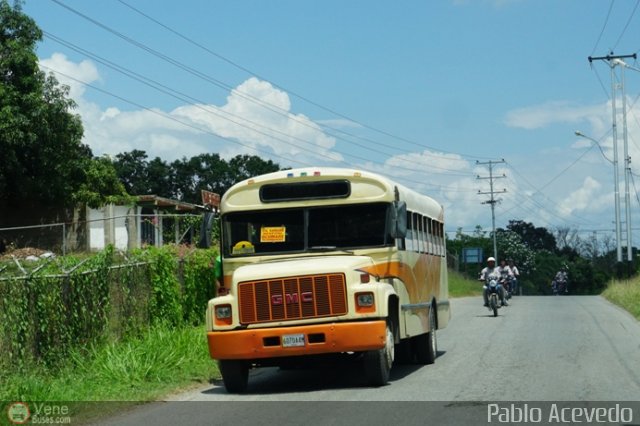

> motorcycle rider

[
  {"left": 508, "top": 259, "right": 520, "bottom": 295},
  {"left": 552, "top": 267, "right": 569, "bottom": 294},
  {"left": 479, "top": 256, "right": 508, "bottom": 307},
  {"left": 497, "top": 259, "right": 513, "bottom": 295}
]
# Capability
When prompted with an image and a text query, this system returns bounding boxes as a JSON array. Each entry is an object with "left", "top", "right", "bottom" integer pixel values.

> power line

[
  {"left": 591, "top": 0, "right": 615, "bottom": 56},
  {"left": 612, "top": 0, "right": 640, "bottom": 52},
  {"left": 50, "top": 0, "right": 486, "bottom": 165},
  {"left": 476, "top": 159, "right": 506, "bottom": 259},
  {"left": 40, "top": 32, "right": 393, "bottom": 170},
  {"left": 113, "top": 0, "right": 491, "bottom": 162},
  {"left": 42, "top": 31, "right": 477, "bottom": 180},
  {"left": 37, "top": 64, "right": 311, "bottom": 168},
  {"left": 38, "top": 64, "right": 480, "bottom": 194},
  {"left": 588, "top": 53, "right": 638, "bottom": 262},
  {"left": 501, "top": 157, "right": 602, "bottom": 227}
]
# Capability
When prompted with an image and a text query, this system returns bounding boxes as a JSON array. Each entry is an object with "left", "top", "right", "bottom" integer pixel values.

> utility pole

[
  {"left": 477, "top": 159, "right": 507, "bottom": 261},
  {"left": 588, "top": 53, "right": 637, "bottom": 263}
]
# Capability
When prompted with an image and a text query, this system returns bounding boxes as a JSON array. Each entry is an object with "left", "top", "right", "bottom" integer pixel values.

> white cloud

[
  {"left": 504, "top": 101, "right": 607, "bottom": 130},
  {"left": 558, "top": 176, "right": 604, "bottom": 216},
  {"left": 39, "top": 53, "right": 99, "bottom": 100},
  {"left": 316, "top": 118, "right": 363, "bottom": 129},
  {"left": 172, "top": 77, "right": 342, "bottom": 163},
  {"left": 352, "top": 151, "right": 496, "bottom": 227},
  {"left": 36, "top": 55, "right": 342, "bottom": 164}
]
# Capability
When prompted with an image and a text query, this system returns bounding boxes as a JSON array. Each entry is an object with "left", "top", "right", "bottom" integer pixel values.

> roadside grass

[
  {"left": 602, "top": 277, "right": 640, "bottom": 321},
  {"left": 0, "top": 325, "right": 219, "bottom": 420},
  {"left": 448, "top": 269, "right": 483, "bottom": 298}
]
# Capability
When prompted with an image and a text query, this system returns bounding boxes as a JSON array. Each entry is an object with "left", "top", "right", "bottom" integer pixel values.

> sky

[{"left": 20, "top": 0, "right": 640, "bottom": 244}]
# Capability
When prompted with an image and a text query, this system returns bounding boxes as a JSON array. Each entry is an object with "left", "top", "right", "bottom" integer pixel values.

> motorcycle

[
  {"left": 500, "top": 275, "right": 514, "bottom": 299},
  {"left": 486, "top": 277, "right": 501, "bottom": 317},
  {"left": 553, "top": 278, "right": 568, "bottom": 295}
]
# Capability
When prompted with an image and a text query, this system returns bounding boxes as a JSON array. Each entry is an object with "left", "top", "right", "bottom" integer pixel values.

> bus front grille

[{"left": 238, "top": 273, "right": 347, "bottom": 324}]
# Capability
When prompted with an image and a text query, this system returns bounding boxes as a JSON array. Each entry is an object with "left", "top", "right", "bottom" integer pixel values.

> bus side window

[
  {"left": 436, "top": 221, "right": 443, "bottom": 256},
  {"left": 422, "top": 216, "right": 428, "bottom": 254},
  {"left": 426, "top": 218, "right": 433, "bottom": 254},
  {"left": 415, "top": 213, "right": 421, "bottom": 253},
  {"left": 405, "top": 210, "right": 414, "bottom": 251},
  {"left": 415, "top": 214, "right": 422, "bottom": 253}
]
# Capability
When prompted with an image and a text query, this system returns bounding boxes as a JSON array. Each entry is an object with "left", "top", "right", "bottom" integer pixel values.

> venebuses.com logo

[
  {"left": 6, "top": 402, "right": 30, "bottom": 424},
  {"left": 6, "top": 401, "right": 72, "bottom": 424}
]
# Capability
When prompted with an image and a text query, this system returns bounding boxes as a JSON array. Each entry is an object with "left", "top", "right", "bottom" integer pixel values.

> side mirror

[
  {"left": 198, "top": 211, "right": 216, "bottom": 248},
  {"left": 388, "top": 201, "right": 407, "bottom": 239}
]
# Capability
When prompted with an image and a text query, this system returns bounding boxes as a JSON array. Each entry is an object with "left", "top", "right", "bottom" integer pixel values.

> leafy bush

[{"left": 0, "top": 245, "right": 217, "bottom": 370}]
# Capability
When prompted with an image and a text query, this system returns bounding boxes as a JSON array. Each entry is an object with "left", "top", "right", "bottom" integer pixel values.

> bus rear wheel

[
  {"left": 364, "top": 321, "right": 394, "bottom": 386},
  {"left": 219, "top": 360, "right": 249, "bottom": 393}
]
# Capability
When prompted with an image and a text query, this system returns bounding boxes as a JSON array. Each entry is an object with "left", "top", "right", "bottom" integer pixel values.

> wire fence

[
  {"left": 0, "top": 247, "right": 217, "bottom": 369},
  {"left": 0, "top": 213, "right": 208, "bottom": 257}
]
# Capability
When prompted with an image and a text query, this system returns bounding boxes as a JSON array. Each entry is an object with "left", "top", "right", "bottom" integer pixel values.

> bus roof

[{"left": 222, "top": 167, "right": 444, "bottom": 220}]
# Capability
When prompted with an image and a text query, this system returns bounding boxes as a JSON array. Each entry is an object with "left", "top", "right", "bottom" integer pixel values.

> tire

[
  {"left": 219, "top": 360, "right": 249, "bottom": 393},
  {"left": 415, "top": 305, "right": 437, "bottom": 365},
  {"left": 364, "top": 321, "right": 394, "bottom": 386},
  {"left": 490, "top": 296, "right": 498, "bottom": 317},
  {"left": 394, "top": 339, "right": 413, "bottom": 364}
]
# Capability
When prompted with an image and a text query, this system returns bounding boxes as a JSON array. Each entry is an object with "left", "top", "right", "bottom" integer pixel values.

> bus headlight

[
  {"left": 215, "top": 304, "right": 232, "bottom": 326},
  {"left": 357, "top": 293, "right": 374, "bottom": 306},
  {"left": 355, "top": 292, "right": 375, "bottom": 313}
]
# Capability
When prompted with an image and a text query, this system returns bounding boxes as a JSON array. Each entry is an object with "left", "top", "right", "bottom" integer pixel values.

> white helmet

[{"left": 487, "top": 257, "right": 496, "bottom": 263}]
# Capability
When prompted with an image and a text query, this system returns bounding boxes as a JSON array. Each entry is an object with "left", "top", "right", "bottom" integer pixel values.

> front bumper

[{"left": 208, "top": 320, "right": 386, "bottom": 360}]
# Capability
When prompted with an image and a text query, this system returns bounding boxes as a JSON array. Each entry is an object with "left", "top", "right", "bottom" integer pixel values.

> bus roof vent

[{"left": 260, "top": 180, "right": 351, "bottom": 202}]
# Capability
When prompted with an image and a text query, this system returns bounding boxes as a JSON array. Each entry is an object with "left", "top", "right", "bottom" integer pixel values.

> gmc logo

[{"left": 271, "top": 292, "right": 313, "bottom": 305}]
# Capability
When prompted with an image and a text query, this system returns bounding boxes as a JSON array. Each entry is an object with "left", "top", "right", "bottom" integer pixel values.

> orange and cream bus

[{"left": 206, "top": 167, "right": 450, "bottom": 392}]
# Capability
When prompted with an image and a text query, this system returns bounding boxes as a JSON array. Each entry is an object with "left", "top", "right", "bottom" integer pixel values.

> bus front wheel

[
  {"left": 219, "top": 360, "right": 249, "bottom": 393},
  {"left": 364, "top": 321, "right": 394, "bottom": 386}
]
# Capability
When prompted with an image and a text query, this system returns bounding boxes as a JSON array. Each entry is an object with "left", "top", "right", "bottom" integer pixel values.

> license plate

[{"left": 282, "top": 333, "right": 305, "bottom": 347}]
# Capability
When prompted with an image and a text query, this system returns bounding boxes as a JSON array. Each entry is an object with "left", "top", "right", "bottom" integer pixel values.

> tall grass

[
  {"left": 0, "top": 325, "right": 219, "bottom": 403},
  {"left": 602, "top": 278, "right": 640, "bottom": 321},
  {"left": 448, "top": 269, "right": 483, "bottom": 298}
]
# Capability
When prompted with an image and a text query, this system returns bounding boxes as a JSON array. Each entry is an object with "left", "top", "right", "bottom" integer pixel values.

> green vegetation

[
  {"left": 0, "top": 325, "right": 218, "bottom": 402},
  {"left": 448, "top": 220, "right": 634, "bottom": 295},
  {"left": 113, "top": 150, "right": 280, "bottom": 205},
  {"left": 448, "top": 269, "right": 482, "bottom": 298},
  {"left": 602, "top": 278, "right": 640, "bottom": 321},
  {"left": 0, "top": 245, "right": 218, "bottom": 405},
  {"left": 0, "top": 245, "right": 220, "bottom": 424},
  {"left": 0, "top": 0, "right": 128, "bottom": 212}
]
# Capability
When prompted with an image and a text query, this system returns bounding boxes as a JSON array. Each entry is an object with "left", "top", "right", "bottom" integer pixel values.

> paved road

[{"left": 97, "top": 296, "right": 640, "bottom": 425}]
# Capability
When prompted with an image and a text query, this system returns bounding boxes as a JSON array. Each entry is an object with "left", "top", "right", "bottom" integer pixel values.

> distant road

[{"left": 97, "top": 296, "right": 640, "bottom": 425}]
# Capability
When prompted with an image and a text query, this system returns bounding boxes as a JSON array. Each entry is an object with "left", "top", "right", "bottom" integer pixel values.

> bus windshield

[{"left": 222, "top": 202, "right": 390, "bottom": 256}]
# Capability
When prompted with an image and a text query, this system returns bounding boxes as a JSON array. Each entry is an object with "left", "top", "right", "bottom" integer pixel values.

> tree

[
  {"left": 168, "top": 154, "right": 279, "bottom": 204},
  {"left": 495, "top": 229, "right": 535, "bottom": 274},
  {"left": 146, "top": 156, "right": 173, "bottom": 198},
  {"left": 113, "top": 149, "right": 150, "bottom": 195},
  {"left": 73, "top": 156, "right": 130, "bottom": 208},
  {"left": 0, "top": 1, "right": 125, "bottom": 219},
  {"left": 227, "top": 154, "right": 279, "bottom": 183},
  {"left": 503, "top": 220, "right": 556, "bottom": 252}
]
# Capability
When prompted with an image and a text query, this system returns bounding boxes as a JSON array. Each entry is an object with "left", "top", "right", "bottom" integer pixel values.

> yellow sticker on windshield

[
  {"left": 232, "top": 241, "right": 255, "bottom": 254},
  {"left": 261, "top": 226, "right": 286, "bottom": 243}
]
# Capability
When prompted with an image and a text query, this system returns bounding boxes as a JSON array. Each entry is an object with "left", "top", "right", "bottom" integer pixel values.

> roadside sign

[
  {"left": 462, "top": 247, "right": 483, "bottom": 264},
  {"left": 201, "top": 190, "right": 220, "bottom": 208}
]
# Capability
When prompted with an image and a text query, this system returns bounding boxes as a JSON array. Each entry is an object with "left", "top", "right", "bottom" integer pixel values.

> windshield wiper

[{"left": 308, "top": 245, "right": 353, "bottom": 254}]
